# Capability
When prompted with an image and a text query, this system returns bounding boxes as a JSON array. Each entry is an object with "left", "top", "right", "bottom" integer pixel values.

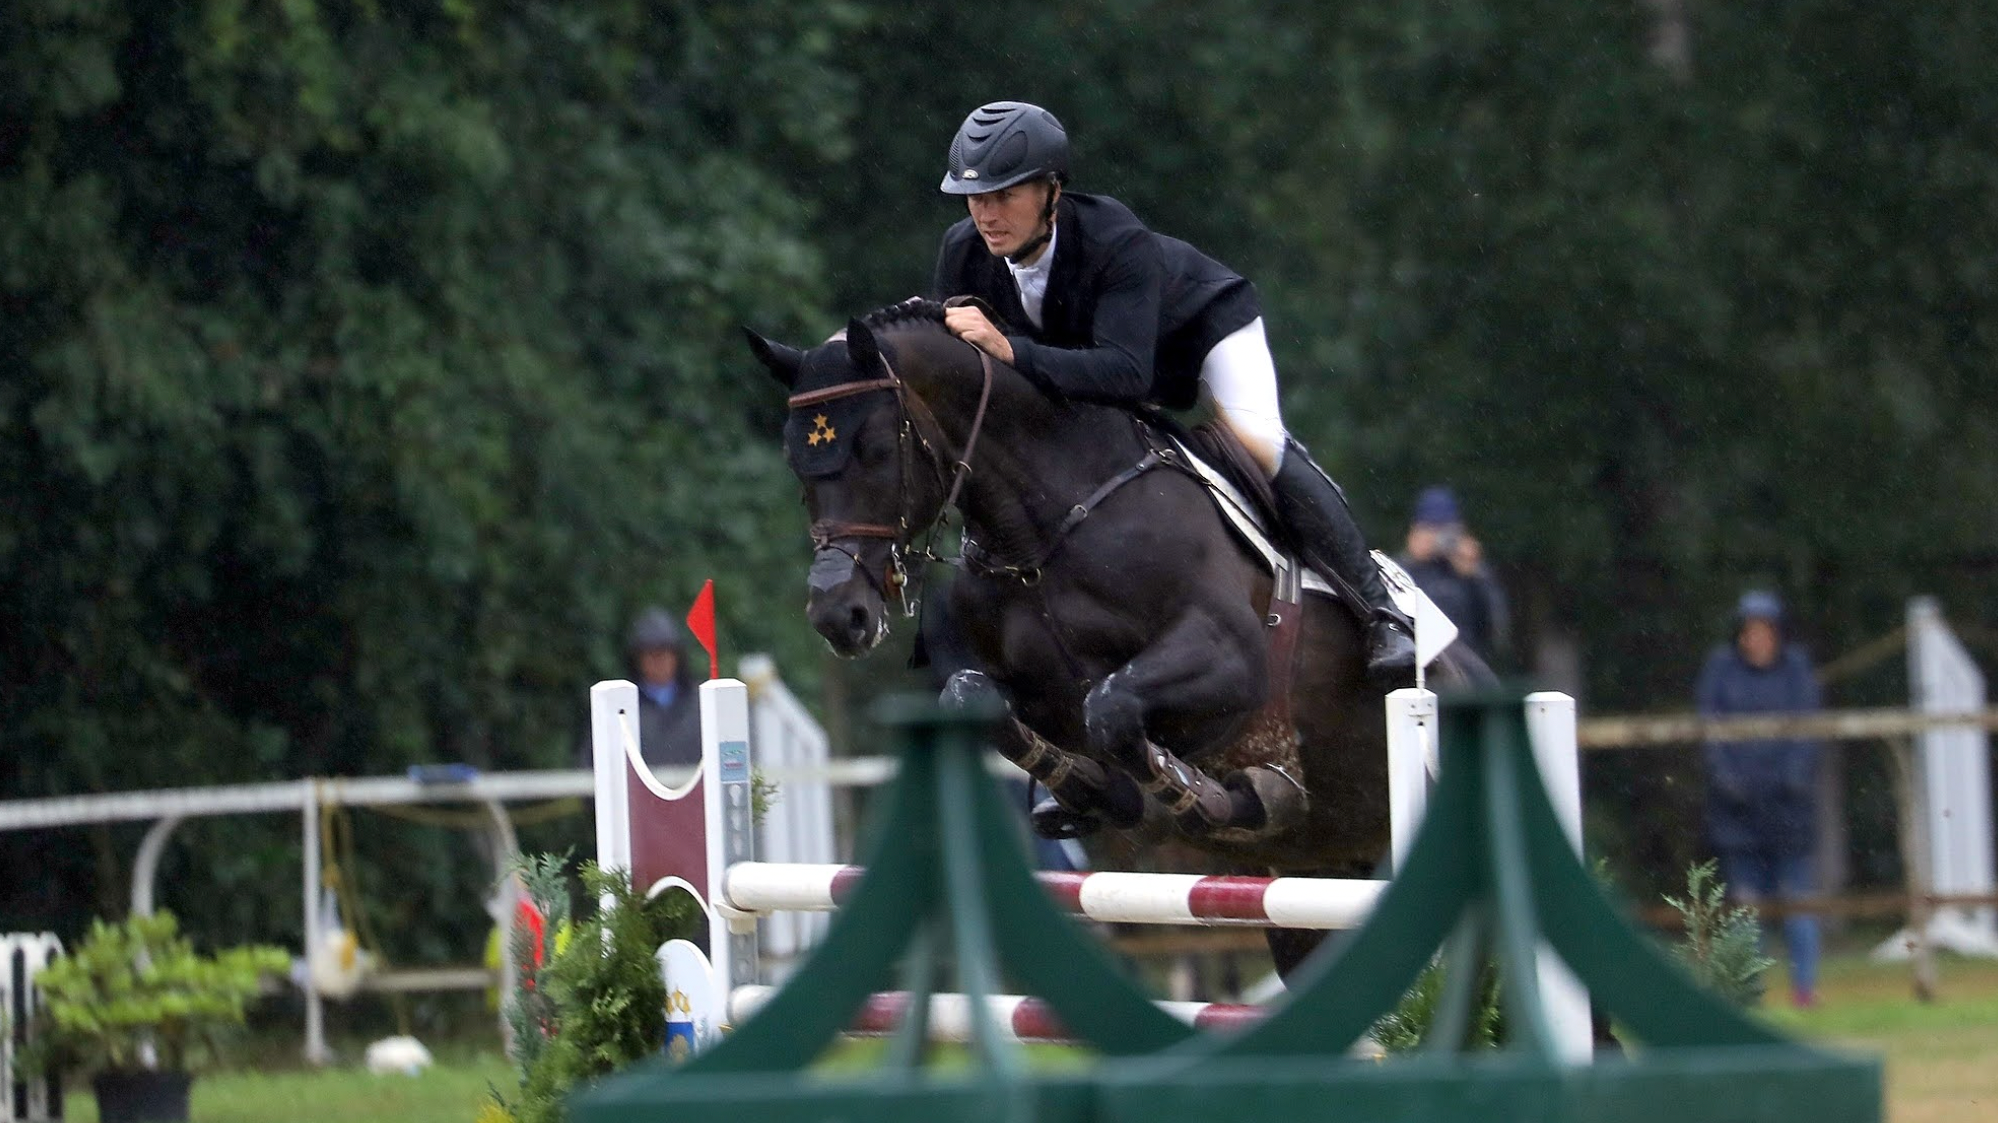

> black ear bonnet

[{"left": 782, "top": 340, "right": 896, "bottom": 478}]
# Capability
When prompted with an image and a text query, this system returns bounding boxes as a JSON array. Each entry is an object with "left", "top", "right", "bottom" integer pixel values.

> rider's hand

[{"left": 944, "top": 305, "right": 1015, "bottom": 366}]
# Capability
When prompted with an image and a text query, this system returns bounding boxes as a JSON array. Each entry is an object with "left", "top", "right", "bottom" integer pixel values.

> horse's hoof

[
  {"left": 939, "top": 669, "right": 1000, "bottom": 711},
  {"left": 1229, "top": 766, "right": 1309, "bottom": 835},
  {"left": 1031, "top": 798, "right": 1104, "bottom": 840}
]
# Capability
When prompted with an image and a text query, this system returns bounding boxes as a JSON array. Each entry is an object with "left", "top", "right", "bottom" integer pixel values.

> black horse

[{"left": 749, "top": 300, "right": 1481, "bottom": 972}]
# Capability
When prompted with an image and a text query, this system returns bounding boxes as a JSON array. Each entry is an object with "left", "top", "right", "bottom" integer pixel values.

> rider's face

[{"left": 966, "top": 181, "right": 1055, "bottom": 259}]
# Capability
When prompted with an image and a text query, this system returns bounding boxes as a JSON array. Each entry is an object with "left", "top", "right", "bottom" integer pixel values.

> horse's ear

[
  {"left": 743, "top": 327, "right": 804, "bottom": 389},
  {"left": 846, "top": 318, "right": 883, "bottom": 376}
]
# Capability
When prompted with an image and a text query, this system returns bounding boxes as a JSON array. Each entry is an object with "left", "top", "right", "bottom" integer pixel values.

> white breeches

[{"left": 1198, "top": 317, "right": 1287, "bottom": 476}]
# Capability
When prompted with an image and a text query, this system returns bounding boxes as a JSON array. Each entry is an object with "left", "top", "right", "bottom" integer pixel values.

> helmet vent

[{"left": 987, "top": 133, "right": 1028, "bottom": 176}]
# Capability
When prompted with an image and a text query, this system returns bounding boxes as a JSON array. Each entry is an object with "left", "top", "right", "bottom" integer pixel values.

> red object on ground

[{"left": 686, "top": 579, "right": 718, "bottom": 680}]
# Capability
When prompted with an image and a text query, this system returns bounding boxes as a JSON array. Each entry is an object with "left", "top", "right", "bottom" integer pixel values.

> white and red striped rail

[
  {"left": 729, "top": 984, "right": 1265, "bottom": 1043},
  {"left": 723, "top": 863, "right": 1387, "bottom": 931}
]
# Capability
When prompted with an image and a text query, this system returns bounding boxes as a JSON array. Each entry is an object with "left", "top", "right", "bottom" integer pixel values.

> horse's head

[{"left": 746, "top": 314, "right": 953, "bottom": 658}]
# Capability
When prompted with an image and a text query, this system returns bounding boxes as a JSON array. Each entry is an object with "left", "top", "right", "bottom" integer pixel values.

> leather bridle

[{"left": 786, "top": 344, "right": 995, "bottom": 616}]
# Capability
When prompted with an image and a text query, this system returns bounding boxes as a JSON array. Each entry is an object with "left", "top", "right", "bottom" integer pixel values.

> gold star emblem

[{"left": 807, "top": 414, "right": 836, "bottom": 447}]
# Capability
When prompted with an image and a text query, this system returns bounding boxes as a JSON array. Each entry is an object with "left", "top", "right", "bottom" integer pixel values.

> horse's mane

[{"left": 857, "top": 297, "right": 950, "bottom": 336}]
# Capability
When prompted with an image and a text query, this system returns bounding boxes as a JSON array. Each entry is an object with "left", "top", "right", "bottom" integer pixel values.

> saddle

[{"left": 1157, "top": 416, "right": 1285, "bottom": 557}]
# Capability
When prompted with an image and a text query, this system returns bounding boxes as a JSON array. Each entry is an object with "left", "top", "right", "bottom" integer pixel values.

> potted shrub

[{"left": 20, "top": 910, "right": 288, "bottom": 1123}]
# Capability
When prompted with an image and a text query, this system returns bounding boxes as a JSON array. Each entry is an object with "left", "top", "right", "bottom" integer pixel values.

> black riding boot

[{"left": 1270, "top": 439, "right": 1417, "bottom": 690}]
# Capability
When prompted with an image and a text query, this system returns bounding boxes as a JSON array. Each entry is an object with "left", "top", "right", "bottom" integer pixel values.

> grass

[
  {"left": 48, "top": 954, "right": 1996, "bottom": 1122},
  {"left": 58, "top": 1055, "right": 512, "bottom": 1123},
  {"left": 1760, "top": 952, "right": 1998, "bottom": 1123}
]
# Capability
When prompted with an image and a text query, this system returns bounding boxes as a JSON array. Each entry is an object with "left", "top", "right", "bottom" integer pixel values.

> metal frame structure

[{"left": 573, "top": 692, "right": 1883, "bottom": 1123}]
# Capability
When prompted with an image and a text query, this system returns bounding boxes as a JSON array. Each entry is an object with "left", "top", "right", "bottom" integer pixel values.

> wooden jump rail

[{"left": 1577, "top": 706, "right": 1998, "bottom": 748}]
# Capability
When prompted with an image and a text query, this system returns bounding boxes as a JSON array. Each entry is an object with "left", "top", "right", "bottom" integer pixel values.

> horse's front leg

[
  {"left": 1082, "top": 610, "right": 1281, "bottom": 836},
  {"left": 940, "top": 669, "right": 1143, "bottom": 835}
]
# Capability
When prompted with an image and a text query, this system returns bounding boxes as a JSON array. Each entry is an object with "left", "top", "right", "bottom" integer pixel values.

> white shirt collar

[
  {"left": 1006, "top": 221, "right": 1057, "bottom": 329},
  {"left": 1006, "top": 220, "right": 1058, "bottom": 282}
]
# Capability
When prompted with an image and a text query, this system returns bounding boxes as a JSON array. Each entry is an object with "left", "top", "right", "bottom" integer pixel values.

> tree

[{"left": 0, "top": 0, "right": 855, "bottom": 947}]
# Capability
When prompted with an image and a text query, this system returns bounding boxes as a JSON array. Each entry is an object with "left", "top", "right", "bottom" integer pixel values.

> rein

[{"left": 786, "top": 345, "right": 996, "bottom": 615}]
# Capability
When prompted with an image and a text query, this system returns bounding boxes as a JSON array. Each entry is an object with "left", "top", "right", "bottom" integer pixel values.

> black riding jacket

[{"left": 931, "top": 192, "right": 1261, "bottom": 411}]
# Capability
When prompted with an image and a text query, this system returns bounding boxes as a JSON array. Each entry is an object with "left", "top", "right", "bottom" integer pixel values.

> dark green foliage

[
  {"left": 501, "top": 852, "right": 575, "bottom": 1082},
  {"left": 1370, "top": 960, "right": 1500, "bottom": 1052},
  {"left": 1665, "top": 860, "right": 1775, "bottom": 1008},
  {"left": 493, "top": 860, "right": 699, "bottom": 1123},
  {"left": 1, "top": 0, "right": 847, "bottom": 946}
]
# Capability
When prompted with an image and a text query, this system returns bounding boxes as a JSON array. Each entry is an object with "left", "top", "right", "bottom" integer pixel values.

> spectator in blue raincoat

[
  {"left": 1695, "top": 590, "right": 1823, "bottom": 1006},
  {"left": 1398, "top": 486, "right": 1510, "bottom": 667}
]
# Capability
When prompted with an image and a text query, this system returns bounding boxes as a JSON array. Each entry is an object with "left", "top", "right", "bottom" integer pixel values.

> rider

[{"left": 930, "top": 101, "right": 1417, "bottom": 687}]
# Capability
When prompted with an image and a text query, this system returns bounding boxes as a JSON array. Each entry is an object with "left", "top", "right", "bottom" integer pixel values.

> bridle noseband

[{"left": 786, "top": 343, "right": 995, "bottom": 616}]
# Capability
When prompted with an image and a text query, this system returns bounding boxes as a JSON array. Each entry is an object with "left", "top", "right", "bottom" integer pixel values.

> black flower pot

[{"left": 91, "top": 1069, "right": 192, "bottom": 1123}]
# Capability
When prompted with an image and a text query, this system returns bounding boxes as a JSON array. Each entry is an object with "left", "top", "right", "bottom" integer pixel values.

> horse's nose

[
  {"left": 813, "top": 598, "right": 877, "bottom": 655},
  {"left": 807, "top": 586, "right": 884, "bottom": 657}
]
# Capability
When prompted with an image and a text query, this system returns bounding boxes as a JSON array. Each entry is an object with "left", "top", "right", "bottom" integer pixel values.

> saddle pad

[{"left": 1166, "top": 436, "right": 1460, "bottom": 668}]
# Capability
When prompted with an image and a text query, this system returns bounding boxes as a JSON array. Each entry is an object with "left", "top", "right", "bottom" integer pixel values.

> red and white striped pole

[
  {"left": 722, "top": 864, "right": 1387, "bottom": 931},
  {"left": 728, "top": 985, "right": 1264, "bottom": 1044}
]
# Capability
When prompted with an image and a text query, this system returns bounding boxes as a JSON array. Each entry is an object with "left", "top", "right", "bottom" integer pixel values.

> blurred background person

[
  {"left": 1696, "top": 590, "right": 1824, "bottom": 1007},
  {"left": 1397, "top": 486, "right": 1511, "bottom": 668},
  {"left": 589, "top": 606, "right": 702, "bottom": 770}
]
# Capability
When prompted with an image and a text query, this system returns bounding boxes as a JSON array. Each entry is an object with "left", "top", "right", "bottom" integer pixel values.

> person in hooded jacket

[
  {"left": 578, "top": 607, "right": 703, "bottom": 771},
  {"left": 1695, "top": 590, "right": 1824, "bottom": 1006},
  {"left": 929, "top": 101, "right": 1416, "bottom": 689}
]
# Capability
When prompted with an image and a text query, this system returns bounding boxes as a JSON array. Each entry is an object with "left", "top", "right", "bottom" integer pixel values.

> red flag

[
  {"left": 514, "top": 897, "right": 548, "bottom": 972},
  {"left": 686, "top": 579, "right": 718, "bottom": 680}
]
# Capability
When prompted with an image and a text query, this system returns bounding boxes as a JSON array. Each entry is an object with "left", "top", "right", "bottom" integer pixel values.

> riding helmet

[{"left": 939, "top": 102, "right": 1069, "bottom": 195}]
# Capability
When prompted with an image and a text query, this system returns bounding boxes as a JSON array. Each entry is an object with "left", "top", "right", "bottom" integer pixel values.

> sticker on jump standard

[{"left": 719, "top": 740, "right": 749, "bottom": 783}]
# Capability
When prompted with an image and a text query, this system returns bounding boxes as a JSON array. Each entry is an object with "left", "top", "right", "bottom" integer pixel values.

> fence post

[
  {"left": 3, "top": 933, "right": 65, "bottom": 1123},
  {"left": 300, "top": 781, "right": 329, "bottom": 1066},
  {"left": 701, "top": 680, "right": 758, "bottom": 999},
  {"left": 1525, "top": 692, "right": 1594, "bottom": 1064},
  {"left": 1385, "top": 688, "right": 1437, "bottom": 873}
]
